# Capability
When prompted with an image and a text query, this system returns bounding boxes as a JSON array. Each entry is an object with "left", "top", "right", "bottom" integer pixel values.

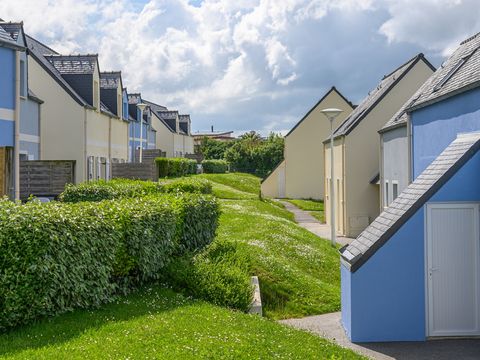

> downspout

[
  {"left": 14, "top": 50, "right": 21, "bottom": 201},
  {"left": 84, "top": 108, "right": 87, "bottom": 182},
  {"left": 108, "top": 116, "right": 112, "bottom": 179},
  {"left": 379, "top": 133, "right": 384, "bottom": 212},
  {"left": 407, "top": 113, "right": 412, "bottom": 184},
  {"left": 342, "top": 136, "right": 347, "bottom": 236}
]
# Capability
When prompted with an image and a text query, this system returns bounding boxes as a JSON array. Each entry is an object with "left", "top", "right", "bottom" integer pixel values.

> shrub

[
  {"left": 59, "top": 179, "right": 163, "bottom": 202},
  {"left": 60, "top": 178, "right": 212, "bottom": 203},
  {"left": 0, "top": 193, "right": 220, "bottom": 331},
  {"left": 156, "top": 157, "right": 197, "bottom": 177},
  {"left": 163, "top": 240, "right": 253, "bottom": 311},
  {"left": 160, "top": 178, "right": 212, "bottom": 195},
  {"left": 202, "top": 159, "right": 229, "bottom": 174}
]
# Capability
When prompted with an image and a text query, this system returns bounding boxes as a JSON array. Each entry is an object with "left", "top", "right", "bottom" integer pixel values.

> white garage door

[{"left": 426, "top": 203, "right": 480, "bottom": 337}]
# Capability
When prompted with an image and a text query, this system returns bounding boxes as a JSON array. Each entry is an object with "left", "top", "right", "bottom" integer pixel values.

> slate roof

[
  {"left": 128, "top": 93, "right": 142, "bottom": 104},
  {"left": 286, "top": 86, "right": 354, "bottom": 137},
  {"left": 381, "top": 34, "right": 480, "bottom": 132},
  {"left": 157, "top": 110, "right": 178, "bottom": 120},
  {"left": 179, "top": 122, "right": 188, "bottom": 134},
  {"left": 179, "top": 114, "right": 190, "bottom": 123},
  {"left": 331, "top": 54, "right": 434, "bottom": 139},
  {"left": 142, "top": 99, "right": 176, "bottom": 133},
  {"left": 26, "top": 35, "right": 91, "bottom": 108},
  {"left": 100, "top": 71, "right": 122, "bottom": 89},
  {"left": 100, "top": 101, "right": 116, "bottom": 117},
  {"left": 0, "top": 24, "right": 22, "bottom": 49},
  {"left": 408, "top": 33, "right": 480, "bottom": 111},
  {"left": 341, "top": 132, "right": 480, "bottom": 272},
  {"left": 0, "top": 22, "right": 21, "bottom": 41},
  {"left": 45, "top": 54, "right": 98, "bottom": 75}
]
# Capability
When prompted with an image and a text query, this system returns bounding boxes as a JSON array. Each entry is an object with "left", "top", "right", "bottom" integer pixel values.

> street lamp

[
  {"left": 321, "top": 108, "right": 343, "bottom": 247},
  {"left": 136, "top": 103, "right": 147, "bottom": 163}
]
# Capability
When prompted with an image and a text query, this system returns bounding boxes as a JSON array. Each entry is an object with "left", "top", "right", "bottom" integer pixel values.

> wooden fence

[
  {"left": 20, "top": 160, "right": 75, "bottom": 200},
  {"left": 112, "top": 162, "right": 159, "bottom": 181}
]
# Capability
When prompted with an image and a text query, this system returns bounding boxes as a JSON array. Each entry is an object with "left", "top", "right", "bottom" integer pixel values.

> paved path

[
  {"left": 280, "top": 312, "right": 480, "bottom": 359},
  {"left": 279, "top": 200, "right": 354, "bottom": 246}
]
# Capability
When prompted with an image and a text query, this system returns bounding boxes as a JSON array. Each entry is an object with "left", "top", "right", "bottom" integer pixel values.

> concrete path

[
  {"left": 280, "top": 312, "right": 480, "bottom": 360},
  {"left": 279, "top": 200, "right": 354, "bottom": 246}
]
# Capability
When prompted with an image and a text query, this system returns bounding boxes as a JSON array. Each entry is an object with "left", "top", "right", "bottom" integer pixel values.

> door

[{"left": 426, "top": 203, "right": 480, "bottom": 337}]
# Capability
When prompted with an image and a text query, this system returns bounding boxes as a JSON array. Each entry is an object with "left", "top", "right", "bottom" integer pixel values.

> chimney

[{"left": 211, "top": 125, "right": 214, "bottom": 133}]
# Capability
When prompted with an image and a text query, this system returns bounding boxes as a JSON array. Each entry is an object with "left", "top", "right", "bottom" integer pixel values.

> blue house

[
  {"left": 127, "top": 93, "right": 153, "bottom": 161},
  {"left": 341, "top": 33, "right": 480, "bottom": 342},
  {"left": 0, "top": 22, "right": 43, "bottom": 163},
  {"left": 0, "top": 23, "right": 25, "bottom": 199}
]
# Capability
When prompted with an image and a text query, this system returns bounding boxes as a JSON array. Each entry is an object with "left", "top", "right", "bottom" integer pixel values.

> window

[
  {"left": 384, "top": 181, "right": 389, "bottom": 207},
  {"left": 20, "top": 60, "right": 26, "bottom": 97},
  {"left": 392, "top": 182, "right": 399, "bottom": 201}
]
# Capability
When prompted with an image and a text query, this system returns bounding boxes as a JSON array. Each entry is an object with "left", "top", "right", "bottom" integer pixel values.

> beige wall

[
  {"left": 261, "top": 88, "right": 353, "bottom": 199},
  {"left": 261, "top": 160, "right": 285, "bottom": 198},
  {"left": 110, "top": 118, "right": 128, "bottom": 161},
  {"left": 325, "top": 59, "right": 434, "bottom": 237},
  {"left": 28, "top": 56, "right": 86, "bottom": 183},
  {"left": 153, "top": 115, "right": 175, "bottom": 157}
]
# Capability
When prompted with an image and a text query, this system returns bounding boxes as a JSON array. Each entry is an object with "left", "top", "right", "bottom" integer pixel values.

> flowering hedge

[
  {"left": 156, "top": 157, "right": 197, "bottom": 177},
  {"left": 59, "top": 178, "right": 211, "bottom": 203},
  {"left": 0, "top": 192, "right": 219, "bottom": 331}
]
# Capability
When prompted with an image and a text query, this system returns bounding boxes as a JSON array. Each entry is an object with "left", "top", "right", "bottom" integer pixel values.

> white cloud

[
  {"left": 379, "top": 0, "right": 480, "bottom": 56},
  {"left": 0, "top": 0, "right": 478, "bottom": 133}
]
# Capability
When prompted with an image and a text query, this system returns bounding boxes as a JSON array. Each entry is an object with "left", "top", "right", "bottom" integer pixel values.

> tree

[{"left": 198, "top": 137, "right": 234, "bottom": 160}]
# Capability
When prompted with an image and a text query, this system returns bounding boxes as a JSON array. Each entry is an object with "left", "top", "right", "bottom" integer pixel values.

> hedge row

[
  {"left": 202, "top": 159, "right": 229, "bottom": 174},
  {"left": 59, "top": 178, "right": 212, "bottom": 203},
  {"left": 0, "top": 193, "right": 219, "bottom": 331},
  {"left": 156, "top": 157, "right": 197, "bottom": 177}
]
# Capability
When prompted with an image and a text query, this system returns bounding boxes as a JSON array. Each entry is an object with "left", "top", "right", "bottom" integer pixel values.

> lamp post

[
  {"left": 321, "top": 108, "right": 343, "bottom": 247},
  {"left": 136, "top": 103, "right": 147, "bottom": 163}
]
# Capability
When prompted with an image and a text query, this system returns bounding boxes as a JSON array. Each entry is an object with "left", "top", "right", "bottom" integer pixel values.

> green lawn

[
  {"left": 191, "top": 174, "right": 340, "bottom": 319},
  {"left": 286, "top": 199, "right": 325, "bottom": 223},
  {"left": 0, "top": 287, "right": 363, "bottom": 359},
  {"left": 197, "top": 172, "right": 260, "bottom": 195}
]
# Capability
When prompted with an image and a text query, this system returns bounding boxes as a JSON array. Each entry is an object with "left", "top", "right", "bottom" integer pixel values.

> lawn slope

[
  {"left": 0, "top": 287, "right": 363, "bottom": 359},
  {"left": 192, "top": 173, "right": 341, "bottom": 319}
]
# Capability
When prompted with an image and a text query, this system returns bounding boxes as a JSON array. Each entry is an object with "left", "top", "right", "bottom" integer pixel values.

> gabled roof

[
  {"left": 331, "top": 54, "right": 435, "bottom": 139},
  {"left": 45, "top": 54, "right": 98, "bottom": 75},
  {"left": 100, "top": 101, "right": 116, "bottom": 117},
  {"left": 142, "top": 99, "right": 175, "bottom": 132},
  {"left": 286, "top": 86, "right": 354, "bottom": 137},
  {"left": 341, "top": 132, "right": 480, "bottom": 272},
  {"left": 26, "top": 35, "right": 92, "bottom": 108},
  {"left": 408, "top": 33, "right": 480, "bottom": 111},
  {"left": 100, "top": 71, "right": 122, "bottom": 89},
  {"left": 157, "top": 110, "right": 178, "bottom": 120}
]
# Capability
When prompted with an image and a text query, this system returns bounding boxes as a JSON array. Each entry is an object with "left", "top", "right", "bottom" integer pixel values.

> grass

[
  {"left": 197, "top": 172, "right": 260, "bottom": 195},
  {"left": 0, "top": 286, "right": 363, "bottom": 359},
  {"left": 286, "top": 199, "right": 325, "bottom": 223},
  {"left": 190, "top": 173, "right": 340, "bottom": 319}
]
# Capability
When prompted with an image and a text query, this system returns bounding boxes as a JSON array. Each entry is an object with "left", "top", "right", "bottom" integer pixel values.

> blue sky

[{"left": 2, "top": 0, "right": 480, "bottom": 134}]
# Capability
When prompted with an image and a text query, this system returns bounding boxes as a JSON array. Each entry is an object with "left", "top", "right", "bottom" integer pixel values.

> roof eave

[{"left": 378, "top": 121, "right": 407, "bottom": 134}]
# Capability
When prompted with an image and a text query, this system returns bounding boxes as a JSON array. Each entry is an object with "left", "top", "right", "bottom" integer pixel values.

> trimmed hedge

[
  {"left": 59, "top": 178, "right": 212, "bottom": 203},
  {"left": 202, "top": 159, "right": 229, "bottom": 174},
  {"left": 156, "top": 157, "right": 197, "bottom": 177},
  {"left": 0, "top": 193, "right": 219, "bottom": 331}
]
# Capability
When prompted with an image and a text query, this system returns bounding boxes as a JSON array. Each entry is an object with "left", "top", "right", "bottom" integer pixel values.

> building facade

[
  {"left": 341, "top": 32, "right": 480, "bottom": 342},
  {"left": 324, "top": 54, "right": 435, "bottom": 237},
  {"left": 261, "top": 87, "right": 354, "bottom": 199}
]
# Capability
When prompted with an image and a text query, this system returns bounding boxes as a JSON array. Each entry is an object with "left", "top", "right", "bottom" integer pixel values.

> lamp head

[
  {"left": 320, "top": 108, "right": 343, "bottom": 120},
  {"left": 136, "top": 103, "right": 147, "bottom": 112}
]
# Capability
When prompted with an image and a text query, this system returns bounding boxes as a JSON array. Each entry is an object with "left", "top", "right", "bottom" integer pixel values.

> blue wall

[
  {"left": 0, "top": 47, "right": 15, "bottom": 110},
  {"left": 411, "top": 87, "right": 480, "bottom": 179},
  {"left": 343, "top": 149, "right": 480, "bottom": 342}
]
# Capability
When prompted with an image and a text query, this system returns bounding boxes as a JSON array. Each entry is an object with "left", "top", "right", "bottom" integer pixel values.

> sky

[{"left": 1, "top": 0, "right": 480, "bottom": 134}]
